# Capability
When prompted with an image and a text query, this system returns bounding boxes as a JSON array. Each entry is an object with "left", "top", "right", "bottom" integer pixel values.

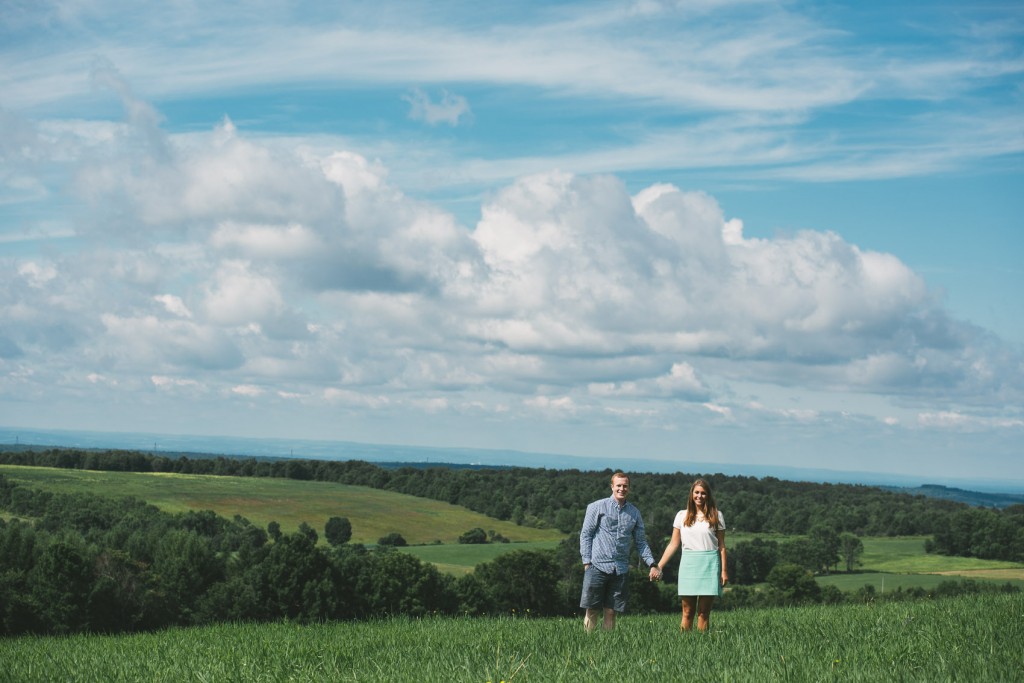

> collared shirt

[{"left": 579, "top": 495, "right": 656, "bottom": 574}]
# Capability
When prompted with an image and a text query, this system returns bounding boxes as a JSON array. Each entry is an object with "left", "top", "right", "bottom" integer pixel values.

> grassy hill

[
  {"left": 2, "top": 593, "right": 1021, "bottom": 681},
  {"left": 0, "top": 464, "right": 564, "bottom": 546}
]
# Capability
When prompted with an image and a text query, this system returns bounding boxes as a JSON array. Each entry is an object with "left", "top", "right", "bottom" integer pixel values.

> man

[{"left": 579, "top": 471, "right": 661, "bottom": 631}]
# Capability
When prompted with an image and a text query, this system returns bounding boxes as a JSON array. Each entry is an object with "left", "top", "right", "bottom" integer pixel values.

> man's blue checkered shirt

[{"left": 579, "top": 495, "right": 656, "bottom": 574}]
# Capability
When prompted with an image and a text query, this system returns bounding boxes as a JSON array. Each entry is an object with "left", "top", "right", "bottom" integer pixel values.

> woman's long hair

[{"left": 683, "top": 478, "right": 720, "bottom": 529}]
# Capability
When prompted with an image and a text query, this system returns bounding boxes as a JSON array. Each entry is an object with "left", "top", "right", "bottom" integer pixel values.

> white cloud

[
  {"left": 154, "top": 294, "right": 192, "bottom": 319},
  {"left": 151, "top": 375, "right": 200, "bottom": 389},
  {"left": 101, "top": 314, "right": 243, "bottom": 371},
  {"left": 917, "top": 411, "right": 1024, "bottom": 430},
  {"left": 231, "top": 384, "right": 264, "bottom": 398},
  {"left": 1, "top": 23, "right": 1021, "bottom": 479},
  {"left": 403, "top": 88, "right": 472, "bottom": 126},
  {"left": 589, "top": 362, "right": 709, "bottom": 400},
  {"left": 18, "top": 261, "right": 57, "bottom": 287},
  {"left": 703, "top": 402, "right": 734, "bottom": 419},
  {"left": 201, "top": 261, "right": 287, "bottom": 327},
  {"left": 7, "top": 112, "right": 1015, "bottom": 422},
  {"left": 210, "top": 222, "right": 321, "bottom": 260}
]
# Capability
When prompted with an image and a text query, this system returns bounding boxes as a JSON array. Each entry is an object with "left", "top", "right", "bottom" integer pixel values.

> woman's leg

[
  {"left": 680, "top": 596, "right": 696, "bottom": 631},
  {"left": 696, "top": 596, "right": 716, "bottom": 631}
]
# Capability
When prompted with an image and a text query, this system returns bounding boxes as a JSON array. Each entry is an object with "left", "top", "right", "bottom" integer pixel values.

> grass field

[
  {"left": 0, "top": 464, "right": 564, "bottom": 546},
  {"left": 859, "top": 536, "right": 1023, "bottom": 573},
  {"left": 2, "top": 593, "right": 1021, "bottom": 682},
  {"left": 725, "top": 533, "right": 1024, "bottom": 591}
]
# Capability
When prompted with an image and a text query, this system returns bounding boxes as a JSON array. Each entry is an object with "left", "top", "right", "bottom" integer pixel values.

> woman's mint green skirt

[{"left": 677, "top": 550, "right": 721, "bottom": 597}]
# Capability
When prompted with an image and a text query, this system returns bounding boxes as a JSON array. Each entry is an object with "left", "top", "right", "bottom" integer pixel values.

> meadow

[
  {"left": 2, "top": 592, "right": 1021, "bottom": 682},
  {"left": 0, "top": 464, "right": 563, "bottom": 545}
]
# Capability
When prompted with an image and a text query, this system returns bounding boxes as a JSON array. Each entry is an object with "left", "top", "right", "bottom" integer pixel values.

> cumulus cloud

[{"left": 0, "top": 85, "right": 1020, "bottom": 464}]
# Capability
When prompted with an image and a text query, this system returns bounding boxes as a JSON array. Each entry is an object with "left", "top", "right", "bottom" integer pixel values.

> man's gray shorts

[{"left": 580, "top": 565, "right": 628, "bottom": 612}]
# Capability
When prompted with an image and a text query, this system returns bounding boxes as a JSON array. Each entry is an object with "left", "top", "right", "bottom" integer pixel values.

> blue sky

[{"left": 1, "top": 0, "right": 1022, "bottom": 484}]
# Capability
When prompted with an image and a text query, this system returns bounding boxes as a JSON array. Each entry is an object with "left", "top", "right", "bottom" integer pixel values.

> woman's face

[{"left": 692, "top": 485, "right": 708, "bottom": 508}]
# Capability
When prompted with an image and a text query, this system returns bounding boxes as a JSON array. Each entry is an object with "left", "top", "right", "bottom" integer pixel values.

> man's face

[{"left": 610, "top": 476, "right": 630, "bottom": 503}]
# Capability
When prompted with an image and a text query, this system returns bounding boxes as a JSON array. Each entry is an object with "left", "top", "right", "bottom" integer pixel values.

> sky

[{"left": 1, "top": 0, "right": 1022, "bottom": 484}]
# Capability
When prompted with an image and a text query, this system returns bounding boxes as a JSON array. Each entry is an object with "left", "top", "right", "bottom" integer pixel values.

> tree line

[{"left": 2, "top": 446, "right": 1022, "bottom": 562}]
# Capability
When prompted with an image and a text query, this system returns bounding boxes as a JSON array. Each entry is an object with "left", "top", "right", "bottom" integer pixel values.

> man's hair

[{"left": 610, "top": 471, "right": 630, "bottom": 485}]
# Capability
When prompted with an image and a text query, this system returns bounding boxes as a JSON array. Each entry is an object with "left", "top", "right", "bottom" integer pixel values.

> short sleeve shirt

[{"left": 673, "top": 510, "right": 726, "bottom": 551}]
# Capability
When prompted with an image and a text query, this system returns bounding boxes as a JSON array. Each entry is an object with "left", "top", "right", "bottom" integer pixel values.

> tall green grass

[{"left": 3, "top": 593, "right": 1021, "bottom": 682}]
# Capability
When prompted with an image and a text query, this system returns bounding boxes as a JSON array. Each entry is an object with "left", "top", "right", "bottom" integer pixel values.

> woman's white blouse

[{"left": 673, "top": 510, "right": 726, "bottom": 551}]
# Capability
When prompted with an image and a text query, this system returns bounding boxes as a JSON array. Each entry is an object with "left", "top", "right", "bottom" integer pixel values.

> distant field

[
  {"left": 817, "top": 571, "right": 1024, "bottom": 592},
  {"left": 728, "top": 533, "right": 1024, "bottom": 589},
  {"left": 857, "top": 536, "right": 1016, "bottom": 572},
  {"left": 822, "top": 536, "right": 1024, "bottom": 589},
  {"left": 401, "top": 540, "right": 563, "bottom": 575},
  {"left": 0, "top": 464, "right": 565, "bottom": 546}
]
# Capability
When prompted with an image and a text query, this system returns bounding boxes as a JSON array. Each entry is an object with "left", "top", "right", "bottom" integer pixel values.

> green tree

[
  {"left": 324, "top": 517, "right": 352, "bottom": 547},
  {"left": 777, "top": 538, "right": 816, "bottom": 572},
  {"left": 30, "top": 540, "right": 94, "bottom": 633},
  {"left": 151, "top": 529, "right": 225, "bottom": 625},
  {"left": 731, "top": 538, "right": 779, "bottom": 584},
  {"left": 297, "top": 522, "right": 318, "bottom": 545},
  {"left": 256, "top": 531, "right": 338, "bottom": 621},
  {"left": 377, "top": 532, "right": 407, "bottom": 547},
  {"left": 840, "top": 532, "right": 864, "bottom": 572},
  {"left": 458, "top": 527, "right": 488, "bottom": 544},
  {"left": 809, "top": 523, "right": 841, "bottom": 574},
  {"left": 766, "top": 562, "right": 821, "bottom": 605},
  {"left": 464, "top": 549, "right": 563, "bottom": 616},
  {"left": 360, "top": 550, "right": 456, "bottom": 617}
]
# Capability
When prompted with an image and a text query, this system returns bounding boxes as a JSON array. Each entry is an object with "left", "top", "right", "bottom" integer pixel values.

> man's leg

[
  {"left": 581, "top": 566, "right": 609, "bottom": 632},
  {"left": 602, "top": 607, "right": 617, "bottom": 631}
]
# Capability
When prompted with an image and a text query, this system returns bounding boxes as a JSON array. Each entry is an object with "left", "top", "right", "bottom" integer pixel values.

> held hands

[{"left": 648, "top": 565, "right": 662, "bottom": 582}]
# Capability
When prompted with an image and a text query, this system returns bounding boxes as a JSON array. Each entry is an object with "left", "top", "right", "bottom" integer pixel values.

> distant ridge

[
  {"left": 883, "top": 484, "right": 1024, "bottom": 510},
  {"left": 2, "top": 425, "right": 1022, "bottom": 495}
]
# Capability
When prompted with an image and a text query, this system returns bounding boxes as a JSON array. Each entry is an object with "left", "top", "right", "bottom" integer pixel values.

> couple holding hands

[{"left": 579, "top": 472, "right": 726, "bottom": 632}]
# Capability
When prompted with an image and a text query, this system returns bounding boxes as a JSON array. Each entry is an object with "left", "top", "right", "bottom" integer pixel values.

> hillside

[{"left": 0, "top": 464, "right": 563, "bottom": 545}]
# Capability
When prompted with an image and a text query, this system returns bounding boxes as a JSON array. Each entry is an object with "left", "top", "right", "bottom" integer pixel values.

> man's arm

[
  {"left": 632, "top": 510, "right": 657, "bottom": 568},
  {"left": 579, "top": 502, "right": 600, "bottom": 566}
]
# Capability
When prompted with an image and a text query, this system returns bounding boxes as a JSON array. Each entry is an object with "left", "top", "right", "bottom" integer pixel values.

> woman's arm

[
  {"left": 717, "top": 529, "right": 728, "bottom": 586},
  {"left": 656, "top": 527, "right": 681, "bottom": 572}
]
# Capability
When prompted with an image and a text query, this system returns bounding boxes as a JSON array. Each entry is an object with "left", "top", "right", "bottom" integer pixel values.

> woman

[{"left": 654, "top": 478, "right": 727, "bottom": 632}]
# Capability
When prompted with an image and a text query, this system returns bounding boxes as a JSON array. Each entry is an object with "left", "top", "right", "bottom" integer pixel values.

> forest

[{"left": 1, "top": 447, "right": 1022, "bottom": 636}]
